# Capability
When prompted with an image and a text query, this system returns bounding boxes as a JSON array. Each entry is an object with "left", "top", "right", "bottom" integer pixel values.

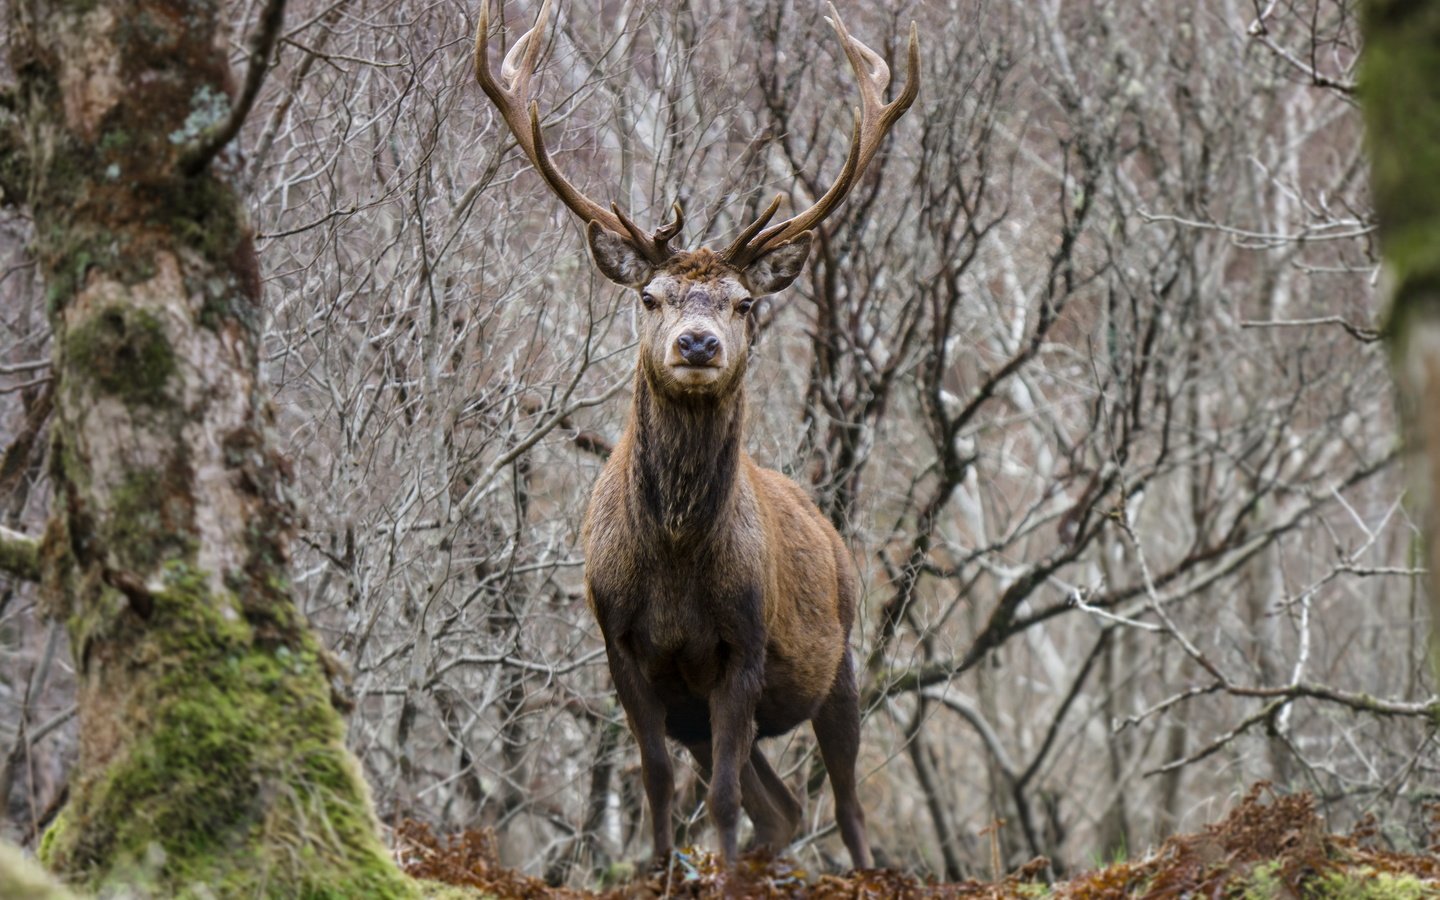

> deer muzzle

[{"left": 676, "top": 330, "right": 720, "bottom": 366}]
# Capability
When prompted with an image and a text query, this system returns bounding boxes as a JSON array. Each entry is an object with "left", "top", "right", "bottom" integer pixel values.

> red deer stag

[{"left": 474, "top": 0, "right": 918, "bottom": 870}]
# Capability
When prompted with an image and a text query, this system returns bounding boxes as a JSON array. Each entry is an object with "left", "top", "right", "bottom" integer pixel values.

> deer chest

[{"left": 590, "top": 543, "right": 765, "bottom": 684}]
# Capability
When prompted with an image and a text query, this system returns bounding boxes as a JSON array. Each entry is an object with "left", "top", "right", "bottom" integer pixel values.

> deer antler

[
  {"left": 723, "top": 5, "right": 920, "bottom": 269},
  {"left": 474, "top": 0, "right": 682, "bottom": 263}
]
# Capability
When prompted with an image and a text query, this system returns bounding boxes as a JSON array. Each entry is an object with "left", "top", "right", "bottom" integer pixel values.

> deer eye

[
  {"left": 736, "top": 298, "right": 754, "bottom": 315},
  {"left": 640, "top": 290, "right": 658, "bottom": 310}
]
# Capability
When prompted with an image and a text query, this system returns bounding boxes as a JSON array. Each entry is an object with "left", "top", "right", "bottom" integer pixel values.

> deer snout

[{"left": 676, "top": 330, "right": 720, "bottom": 366}]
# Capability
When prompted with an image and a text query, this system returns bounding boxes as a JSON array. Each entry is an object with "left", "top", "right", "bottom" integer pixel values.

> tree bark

[
  {"left": 1363, "top": 2, "right": 1440, "bottom": 635},
  {"left": 6, "top": 0, "right": 410, "bottom": 894}
]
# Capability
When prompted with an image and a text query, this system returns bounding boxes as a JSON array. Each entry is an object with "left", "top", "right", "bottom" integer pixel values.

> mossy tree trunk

[
  {"left": 1362, "top": 3, "right": 1440, "bottom": 636},
  {"left": 3, "top": 0, "right": 411, "bottom": 895}
]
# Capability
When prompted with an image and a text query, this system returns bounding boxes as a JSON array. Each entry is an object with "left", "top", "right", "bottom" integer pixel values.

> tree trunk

[
  {"left": 1363, "top": 3, "right": 1440, "bottom": 638},
  {"left": 4, "top": 0, "right": 410, "bottom": 894}
]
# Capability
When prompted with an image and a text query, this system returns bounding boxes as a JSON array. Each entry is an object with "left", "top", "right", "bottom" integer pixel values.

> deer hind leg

[
  {"left": 743, "top": 745, "right": 802, "bottom": 851},
  {"left": 685, "top": 743, "right": 800, "bottom": 853},
  {"left": 812, "top": 650, "right": 871, "bottom": 869}
]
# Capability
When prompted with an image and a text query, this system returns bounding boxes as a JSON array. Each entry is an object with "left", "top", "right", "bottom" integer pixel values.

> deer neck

[{"left": 629, "top": 370, "right": 745, "bottom": 544}]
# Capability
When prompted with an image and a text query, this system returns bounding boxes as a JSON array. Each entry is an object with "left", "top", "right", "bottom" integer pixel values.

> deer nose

[{"left": 676, "top": 331, "right": 720, "bottom": 365}]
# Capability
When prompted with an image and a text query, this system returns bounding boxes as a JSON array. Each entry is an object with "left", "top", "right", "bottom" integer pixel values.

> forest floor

[{"left": 397, "top": 783, "right": 1440, "bottom": 898}]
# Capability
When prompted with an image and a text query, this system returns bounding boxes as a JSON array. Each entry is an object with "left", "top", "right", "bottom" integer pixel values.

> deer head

[{"left": 474, "top": 0, "right": 918, "bottom": 399}]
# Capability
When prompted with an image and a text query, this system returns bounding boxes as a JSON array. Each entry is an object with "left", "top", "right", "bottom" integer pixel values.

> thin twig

[
  {"left": 1240, "top": 316, "right": 1380, "bottom": 343},
  {"left": 1138, "top": 208, "right": 1371, "bottom": 248},
  {"left": 1147, "top": 699, "right": 1288, "bottom": 776},
  {"left": 1246, "top": 6, "right": 1357, "bottom": 98},
  {"left": 0, "top": 376, "right": 52, "bottom": 395},
  {"left": 0, "top": 359, "right": 49, "bottom": 376},
  {"left": 429, "top": 647, "right": 607, "bottom": 683}
]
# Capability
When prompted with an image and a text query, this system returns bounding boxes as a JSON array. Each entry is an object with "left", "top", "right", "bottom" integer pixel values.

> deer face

[
  {"left": 477, "top": 0, "right": 915, "bottom": 402},
  {"left": 588, "top": 227, "right": 813, "bottom": 397}
]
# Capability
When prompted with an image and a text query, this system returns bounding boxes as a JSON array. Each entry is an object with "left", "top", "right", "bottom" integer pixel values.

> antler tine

[
  {"left": 721, "top": 193, "right": 784, "bottom": 261},
  {"left": 654, "top": 202, "right": 685, "bottom": 244},
  {"left": 474, "top": 1, "right": 676, "bottom": 263},
  {"left": 650, "top": 202, "right": 685, "bottom": 257},
  {"left": 609, "top": 202, "right": 650, "bottom": 249},
  {"left": 609, "top": 201, "right": 685, "bottom": 260},
  {"left": 498, "top": 0, "right": 549, "bottom": 97},
  {"left": 724, "top": 8, "right": 921, "bottom": 268}
]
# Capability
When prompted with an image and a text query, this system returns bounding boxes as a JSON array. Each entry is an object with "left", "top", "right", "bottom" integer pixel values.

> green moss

[
  {"left": 103, "top": 467, "right": 195, "bottom": 570},
  {"left": 171, "top": 176, "right": 243, "bottom": 260},
  {"left": 98, "top": 128, "right": 131, "bottom": 153},
  {"left": 42, "top": 238, "right": 91, "bottom": 317},
  {"left": 63, "top": 580, "right": 127, "bottom": 671},
  {"left": 1232, "top": 861, "right": 1435, "bottom": 899},
  {"left": 596, "top": 860, "right": 635, "bottom": 889},
  {"left": 1239, "top": 860, "right": 1283, "bottom": 899},
  {"left": 64, "top": 304, "right": 175, "bottom": 406},
  {"left": 41, "top": 563, "right": 414, "bottom": 898},
  {"left": 1309, "top": 868, "right": 1435, "bottom": 899},
  {"left": 35, "top": 814, "right": 68, "bottom": 870},
  {"left": 117, "top": 8, "right": 182, "bottom": 58},
  {"left": 159, "top": 175, "right": 256, "bottom": 335}
]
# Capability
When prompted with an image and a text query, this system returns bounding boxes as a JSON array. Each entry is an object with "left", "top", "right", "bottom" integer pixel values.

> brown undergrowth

[{"left": 398, "top": 783, "right": 1440, "bottom": 898}]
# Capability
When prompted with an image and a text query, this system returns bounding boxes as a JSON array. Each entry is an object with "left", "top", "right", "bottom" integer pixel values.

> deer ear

[
  {"left": 587, "top": 223, "right": 654, "bottom": 287},
  {"left": 743, "top": 232, "right": 813, "bottom": 296}
]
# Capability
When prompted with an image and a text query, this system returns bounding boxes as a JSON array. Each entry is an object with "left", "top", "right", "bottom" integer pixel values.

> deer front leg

[
  {"left": 606, "top": 641, "right": 675, "bottom": 866},
  {"left": 708, "top": 649, "right": 762, "bottom": 865}
]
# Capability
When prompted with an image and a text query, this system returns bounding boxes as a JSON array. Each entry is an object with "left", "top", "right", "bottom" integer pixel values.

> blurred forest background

[{"left": 2, "top": 0, "right": 1428, "bottom": 886}]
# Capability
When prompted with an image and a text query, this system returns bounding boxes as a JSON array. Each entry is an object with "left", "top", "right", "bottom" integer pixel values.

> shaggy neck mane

[{"left": 629, "top": 369, "right": 744, "bottom": 543}]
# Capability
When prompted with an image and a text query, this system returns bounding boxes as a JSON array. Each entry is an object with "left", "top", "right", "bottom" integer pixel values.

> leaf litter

[{"left": 398, "top": 783, "right": 1440, "bottom": 898}]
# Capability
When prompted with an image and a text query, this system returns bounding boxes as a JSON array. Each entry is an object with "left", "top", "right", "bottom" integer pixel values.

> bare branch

[
  {"left": 1241, "top": 316, "right": 1380, "bottom": 343},
  {"left": 177, "top": 0, "right": 287, "bottom": 174}
]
